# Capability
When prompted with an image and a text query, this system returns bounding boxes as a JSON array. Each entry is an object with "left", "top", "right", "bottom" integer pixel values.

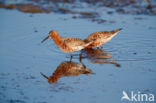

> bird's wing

[
  {"left": 86, "top": 31, "right": 110, "bottom": 41},
  {"left": 63, "top": 38, "right": 85, "bottom": 47}
]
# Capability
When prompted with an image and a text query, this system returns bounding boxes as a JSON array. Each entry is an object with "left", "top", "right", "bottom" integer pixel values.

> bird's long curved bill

[
  {"left": 41, "top": 36, "right": 49, "bottom": 43},
  {"left": 40, "top": 72, "right": 48, "bottom": 79}
]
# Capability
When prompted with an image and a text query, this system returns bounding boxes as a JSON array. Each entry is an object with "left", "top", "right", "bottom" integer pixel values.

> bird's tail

[
  {"left": 110, "top": 28, "right": 122, "bottom": 36},
  {"left": 114, "top": 28, "right": 122, "bottom": 33}
]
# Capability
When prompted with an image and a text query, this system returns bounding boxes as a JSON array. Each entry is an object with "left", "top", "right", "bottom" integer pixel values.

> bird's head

[{"left": 41, "top": 30, "right": 58, "bottom": 43}]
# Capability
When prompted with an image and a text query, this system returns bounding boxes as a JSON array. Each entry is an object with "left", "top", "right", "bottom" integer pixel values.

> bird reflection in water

[
  {"left": 81, "top": 48, "right": 120, "bottom": 67},
  {"left": 40, "top": 59, "right": 92, "bottom": 83}
]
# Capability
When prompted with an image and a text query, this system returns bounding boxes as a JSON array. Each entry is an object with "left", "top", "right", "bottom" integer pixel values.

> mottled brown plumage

[
  {"left": 40, "top": 61, "right": 92, "bottom": 83},
  {"left": 41, "top": 30, "right": 94, "bottom": 58},
  {"left": 84, "top": 28, "right": 122, "bottom": 48}
]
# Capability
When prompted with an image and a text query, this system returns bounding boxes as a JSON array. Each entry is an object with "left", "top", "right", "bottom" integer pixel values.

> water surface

[{"left": 0, "top": 8, "right": 156, "bottom": 103}]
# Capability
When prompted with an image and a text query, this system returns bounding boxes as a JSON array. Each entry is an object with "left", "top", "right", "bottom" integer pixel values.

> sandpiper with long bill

[{"left": 41, "top": 30, "right": 94, "bottom": 59}]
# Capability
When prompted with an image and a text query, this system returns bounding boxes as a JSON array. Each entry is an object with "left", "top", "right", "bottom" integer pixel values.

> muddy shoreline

[{"left": 0, "top": 0, "right": 156, "bottom": 25}]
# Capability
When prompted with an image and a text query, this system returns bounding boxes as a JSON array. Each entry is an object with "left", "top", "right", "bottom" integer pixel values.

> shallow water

[{"left": 0, "top": 8, "right": 156, "bottom": 103}]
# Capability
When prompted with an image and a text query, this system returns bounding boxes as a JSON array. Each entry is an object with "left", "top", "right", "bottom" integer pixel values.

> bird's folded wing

[
  {"left": 63, "top": 38, "right": 85, "bottom": 47},
  {"left": 88, "top": 31, "right": 111, "bottom": 39}
]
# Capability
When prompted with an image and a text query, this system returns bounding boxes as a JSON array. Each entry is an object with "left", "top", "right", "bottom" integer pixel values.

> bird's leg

[
  {"left": 97, "top": 47, "right": 100, "bottom": 49},
  {"left": 79, "top": 52, "right": 82, "bottom": 62},
  {"left": 70, "top": 52, "right": 73, "bottom": 62},
  {"left": 79, "top": 53, "right": 86, "bottom": 68}
]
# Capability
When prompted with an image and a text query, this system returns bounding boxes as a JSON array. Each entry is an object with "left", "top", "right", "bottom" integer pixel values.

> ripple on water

[
  {"left": 45, "top": 42, "right": 64, "bottom": 55},
  {"left": 100, "top": 33, "right": 156, "bottom": 62}
]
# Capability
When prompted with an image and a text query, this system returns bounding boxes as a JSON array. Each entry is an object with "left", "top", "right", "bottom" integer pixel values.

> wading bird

[
  {"left": 84, "top": 28, "right": 122, "bottom": 48},
  {"left": 41, "top": 30, "right": 94, "bottom": 59}
]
